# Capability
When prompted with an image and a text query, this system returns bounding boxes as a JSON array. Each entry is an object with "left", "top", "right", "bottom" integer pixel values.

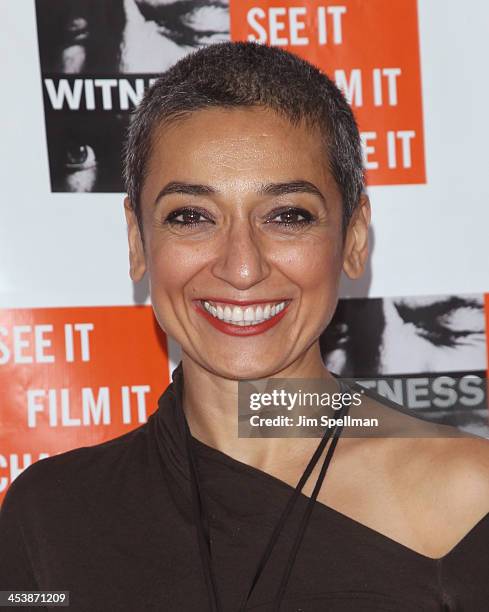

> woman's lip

[
  {"left": 193, "top": 300, "right": 290, "bottom": 336},
  {"left": 195, "top": 297, "right": 290, "bottom": 306}
]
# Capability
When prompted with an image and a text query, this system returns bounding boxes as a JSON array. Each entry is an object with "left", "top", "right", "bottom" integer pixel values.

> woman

[{"left": 2, "top": 41, "right": 489, "bottom": 611}]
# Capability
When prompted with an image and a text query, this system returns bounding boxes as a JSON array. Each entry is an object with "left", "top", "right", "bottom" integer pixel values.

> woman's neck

[{"left": 180, "top": 343, "right": 337, "bottom": 471}]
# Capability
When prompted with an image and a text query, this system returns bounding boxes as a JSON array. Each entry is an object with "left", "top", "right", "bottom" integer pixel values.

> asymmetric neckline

[
  {"left": 4, "top": 360, "right": 489, "bottom": 610},
  {"left": 190, "top": 430, "right": 489, "bottom": 564}
]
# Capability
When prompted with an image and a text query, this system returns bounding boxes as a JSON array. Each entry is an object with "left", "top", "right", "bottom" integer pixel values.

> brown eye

[
  {"left": 267, "top": 207, "right": 315, "bottom": 227},
  {"left": 275, "top": 210, "right": 307, "bottom": 223},
  {"left": 164, "top": 207, "right": 213, "bottom": 226}
]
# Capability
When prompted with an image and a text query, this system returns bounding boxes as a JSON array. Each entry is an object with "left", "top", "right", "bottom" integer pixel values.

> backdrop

[{"left": 1, "top": 0, "right": 488, "bottom": 503}]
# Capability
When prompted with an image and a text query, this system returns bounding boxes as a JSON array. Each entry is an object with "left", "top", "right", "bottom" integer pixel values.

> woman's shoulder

[
  {"left": 1, "top": 422, "right": 151, "bottom": 515},
  {"left": 339, "top": 385, "right": 489, "bottom": 558},
  {"left": 386, "top": 426, "right": 489, "bottom": 558},
  {"left": 361, "top": 384, "right": 489, "bottom": 499},
  {"left": 427, "top": 434, "right": 489, "bottom": 521}
]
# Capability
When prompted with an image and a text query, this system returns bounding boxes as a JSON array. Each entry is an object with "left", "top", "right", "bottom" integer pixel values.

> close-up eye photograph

[{"left": 1, "top": 1, "right": 489, "bottom": 611}]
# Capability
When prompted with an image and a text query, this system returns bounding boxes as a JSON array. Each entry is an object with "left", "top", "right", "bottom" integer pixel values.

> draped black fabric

[{"left": 1, "top": 362, "right": 489, "bottom": 611}]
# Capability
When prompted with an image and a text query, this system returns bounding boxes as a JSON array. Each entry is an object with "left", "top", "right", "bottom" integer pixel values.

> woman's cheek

[{"left": 273, "top": 239, "right": 342, "bottom": 289}]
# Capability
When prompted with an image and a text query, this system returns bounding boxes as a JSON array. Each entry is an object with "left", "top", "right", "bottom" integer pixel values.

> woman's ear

[
  {"left": 124, "top": 196, "right": 146, "bottom": 282},
  {"left": 342, "top": 193, "right": 371, "bottom": 279}
]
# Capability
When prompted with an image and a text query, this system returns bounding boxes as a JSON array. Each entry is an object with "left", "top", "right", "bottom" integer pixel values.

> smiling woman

[
  {"left": 2, "top": 41, "right": 489, "bottom": 611},
  {"left": 125, "top": 101, "right": 365, "bottom": 380}
]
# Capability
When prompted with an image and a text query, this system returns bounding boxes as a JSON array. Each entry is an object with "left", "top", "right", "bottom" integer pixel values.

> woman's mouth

[{"left": 194, "top": 299, "right": 291, "bottom": 336}]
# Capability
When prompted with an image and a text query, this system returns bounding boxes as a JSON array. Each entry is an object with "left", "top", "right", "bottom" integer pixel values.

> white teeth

[
  {"left": 244, "top": 307, "right": 254, "bottom": 322},
  {"left": 201, "top": 300, "right": 287, "bottom": 326},
  {"left": 232, "top": 306, "right": 243, "bottom": 322}
]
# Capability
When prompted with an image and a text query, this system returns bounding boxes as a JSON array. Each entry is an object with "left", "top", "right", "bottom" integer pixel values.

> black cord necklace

[{"left": 182, "top": 383, "right": 351, "bottom": 612}]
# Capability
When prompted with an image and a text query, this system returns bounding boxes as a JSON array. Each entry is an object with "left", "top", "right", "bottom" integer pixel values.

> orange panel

[
  {"left": 230, "top": 0, "right": 425, "bottom": 185},
  {"left": 0, "top": 306, "right": 169, "bottom": 503}
]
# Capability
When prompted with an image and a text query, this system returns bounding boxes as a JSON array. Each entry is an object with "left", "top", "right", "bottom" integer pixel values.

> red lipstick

[{"left": 193, "top": 300, "right": 290, "bottom": 336}]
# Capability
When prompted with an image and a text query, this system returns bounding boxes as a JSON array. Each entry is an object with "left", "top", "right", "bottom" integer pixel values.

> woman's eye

[
  {"left": 267, "top": 208, "right": 315, "bottom": 227},
  {"left": 164, "top": 207, "right": 212, "bottom": 226}
]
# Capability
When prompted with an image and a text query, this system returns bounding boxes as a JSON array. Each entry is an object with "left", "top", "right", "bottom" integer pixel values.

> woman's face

[{"left": 126, "top": 106, "right": 368, "bottom": 379}]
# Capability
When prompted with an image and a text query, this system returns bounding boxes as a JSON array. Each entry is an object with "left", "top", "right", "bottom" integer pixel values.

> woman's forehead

[{"left": 144, "top": 106, "right": 333, "bottom": 192}]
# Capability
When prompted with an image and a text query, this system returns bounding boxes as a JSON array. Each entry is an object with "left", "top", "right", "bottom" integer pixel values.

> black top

[{"left": 1, "top": 363, "right": 489, "bottom": 611}]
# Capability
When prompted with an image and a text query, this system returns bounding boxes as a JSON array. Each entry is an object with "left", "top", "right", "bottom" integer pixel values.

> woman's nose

[{"left": 210, "top": 222, "right": 271, "bottom": 290}]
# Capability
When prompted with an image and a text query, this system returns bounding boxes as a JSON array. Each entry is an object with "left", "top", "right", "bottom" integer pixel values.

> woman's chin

[{"left": 201, "top": 354, "right": 288, "bottom": 381}]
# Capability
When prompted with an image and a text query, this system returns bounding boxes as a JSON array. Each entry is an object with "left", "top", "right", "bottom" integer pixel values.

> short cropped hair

[{"left": 123, "top": 41, "right": 364, "bottom": 235}]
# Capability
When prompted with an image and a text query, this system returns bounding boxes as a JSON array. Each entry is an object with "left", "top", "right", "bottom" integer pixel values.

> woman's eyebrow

[
  {"left": 154, "top": 180, "right": 326, "bottom": 206},
  {"left": 154, "top": 181, "right": 215, "bottom": 205},
  {"left": 259, "top": 180, "right": 327, "bottom": 206}
]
